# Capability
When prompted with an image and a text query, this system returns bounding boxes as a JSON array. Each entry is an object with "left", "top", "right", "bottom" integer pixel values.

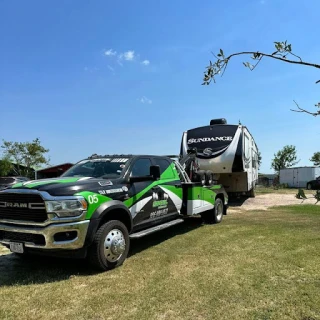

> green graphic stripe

[
  {"left": 123, "top": 178, "right": 177, "bottom": 208},
  {"left": 12, "top": 178, "right": 80, "bottom": 189},
  {"left": 75, "top": 191, "right": 112, "bottom": 219},
  {"left": 160, "top": 185, "right": 183, "bottom": 199},
  {"left": 160, "top": 163, "right": 180, "bottom": 180}
]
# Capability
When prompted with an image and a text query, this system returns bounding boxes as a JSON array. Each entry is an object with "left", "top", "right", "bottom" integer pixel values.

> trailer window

[{"left": 244, "top": 133, "right": 250, "bottom": 160}]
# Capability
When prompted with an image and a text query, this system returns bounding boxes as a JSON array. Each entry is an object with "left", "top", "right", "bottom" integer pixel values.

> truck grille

[
  {"left": 0, "top": 193, "right": 48, "bottom": 223},
  {"left": 0, "top": 230, "right": 46, "bottom": 245}
]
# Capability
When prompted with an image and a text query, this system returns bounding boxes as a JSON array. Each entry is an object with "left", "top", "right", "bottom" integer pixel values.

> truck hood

[{"left": 5, "top": 177, "right": 125, "bottom": 197}]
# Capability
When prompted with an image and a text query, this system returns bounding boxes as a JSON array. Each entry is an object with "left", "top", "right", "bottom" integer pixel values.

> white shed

[{"left": 280, "top": 166, "right": 320, "bottom": 188}]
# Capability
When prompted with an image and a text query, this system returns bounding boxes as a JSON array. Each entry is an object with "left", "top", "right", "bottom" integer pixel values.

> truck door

[
  {"left": 127, "top": 157, "right": 154, "bottom": 225},
  {"left": 151, "top": 157, "right": 183, "bottom": 217}
]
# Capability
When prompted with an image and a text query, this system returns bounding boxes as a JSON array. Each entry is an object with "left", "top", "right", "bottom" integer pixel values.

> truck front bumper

[{"left": 0, "top": 220, "right": 90, "bottom": 250}]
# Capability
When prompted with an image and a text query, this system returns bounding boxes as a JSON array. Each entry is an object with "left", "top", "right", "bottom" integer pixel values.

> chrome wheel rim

[
  {"left": 216, "top": 202, "right": 223, "bottom": 220},
  {"left": 104, "top": 229, "right": 126, "bottom": 262}
]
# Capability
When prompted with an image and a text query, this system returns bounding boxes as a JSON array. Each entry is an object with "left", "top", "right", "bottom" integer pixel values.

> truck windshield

[{"left": 61, "top": 159, "right": 128, "bottom": 178}]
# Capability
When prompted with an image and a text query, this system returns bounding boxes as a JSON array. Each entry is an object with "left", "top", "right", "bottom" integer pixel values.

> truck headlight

[{"left": 45, "top": 198, "right": 88, "bottom": 217}]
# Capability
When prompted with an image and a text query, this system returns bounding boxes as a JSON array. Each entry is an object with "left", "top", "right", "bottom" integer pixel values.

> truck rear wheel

[
  {"left": 201, "top": 198, "right": 224, "bottom": 224},
  {"left": 87, "top": 220, "right": 130, "bottom": 271}
]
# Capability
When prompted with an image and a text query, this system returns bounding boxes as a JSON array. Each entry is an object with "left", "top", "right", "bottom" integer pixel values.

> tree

[
  {"left": 271, "top": 145, "right": 299, "bottom": 175},
  {"left": 310, "top": 152, "right": 320, "bottom": 166},
  {"left": 0, "top": 156, "right": 13, "bottom": 176},
  {"left": 202, "top": 41, "right": 320, "bottom": 117},
  {"left": 1, "top": 138, "right": 50, "bottom": 178},
  {"left": 258, "top": 151, "right": 262, "bottom": 170}
]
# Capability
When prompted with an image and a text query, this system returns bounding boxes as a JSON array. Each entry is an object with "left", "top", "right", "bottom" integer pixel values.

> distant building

[
  {"left": 36, "top": 163, "right": 73, "bottom": 179},
  {"left": 258, "top": 173, "right": 277, "bottom": 186}
]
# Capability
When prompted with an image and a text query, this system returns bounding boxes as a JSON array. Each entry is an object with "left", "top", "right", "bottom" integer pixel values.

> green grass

[{"left": 1, "top": 205, "right": 320, "bottom": 320}]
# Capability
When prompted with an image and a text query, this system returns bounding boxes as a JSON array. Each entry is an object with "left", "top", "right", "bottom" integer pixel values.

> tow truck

[{"left": 0, "top": 149, "right": 228, "bottom": 271}]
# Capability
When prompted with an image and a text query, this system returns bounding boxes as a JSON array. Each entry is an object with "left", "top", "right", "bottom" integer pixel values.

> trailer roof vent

[{"left": 210, "top": 118, "right": 227, "bottom": 125}]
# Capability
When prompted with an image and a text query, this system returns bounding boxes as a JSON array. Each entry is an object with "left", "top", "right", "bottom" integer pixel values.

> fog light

[{"left": 54, "top": 231, "right": 77, "bottom": 242}]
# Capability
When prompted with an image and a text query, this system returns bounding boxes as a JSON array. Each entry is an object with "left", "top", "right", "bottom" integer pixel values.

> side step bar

[{"left": 129, "top": 218, "right": 184, "bottom": 239}]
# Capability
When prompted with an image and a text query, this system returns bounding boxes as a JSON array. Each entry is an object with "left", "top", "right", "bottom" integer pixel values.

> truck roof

[{"left": 86, "top": 154, "right": 174, "bottom": 160}]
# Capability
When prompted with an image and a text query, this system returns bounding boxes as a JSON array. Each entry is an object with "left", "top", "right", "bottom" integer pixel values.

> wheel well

[{"left": 98, "top": 208, "right": 132, "bottom": 232}]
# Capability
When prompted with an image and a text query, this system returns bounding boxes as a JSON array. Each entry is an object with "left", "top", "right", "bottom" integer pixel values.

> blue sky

[{"left": 0, "top": 0, "right": 319, "bottom": 174}]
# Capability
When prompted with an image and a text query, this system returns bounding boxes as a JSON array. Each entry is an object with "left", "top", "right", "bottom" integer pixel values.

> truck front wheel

[{"left": 87, "top": 220, "right": 130, "bottom": 271}]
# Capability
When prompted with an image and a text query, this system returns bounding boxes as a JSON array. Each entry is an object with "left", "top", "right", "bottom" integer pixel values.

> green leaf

[{"left": 220, "top": 49, "right": 224, "bottom": 56}]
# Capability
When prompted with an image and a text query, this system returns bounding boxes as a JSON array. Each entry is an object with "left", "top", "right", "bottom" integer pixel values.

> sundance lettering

[{"left": 187, "top": 136, "right": 233, "bottom": 144}]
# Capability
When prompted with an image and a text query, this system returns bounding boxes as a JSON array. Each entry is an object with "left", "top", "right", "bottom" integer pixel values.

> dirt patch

[{"left": 228, "top": 193, "right": 319, "bottom": 212}]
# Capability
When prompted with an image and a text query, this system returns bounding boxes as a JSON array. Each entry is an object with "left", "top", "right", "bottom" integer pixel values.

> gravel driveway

[{"left": 228, "top": 193, "right": 319, "bottom": 212}]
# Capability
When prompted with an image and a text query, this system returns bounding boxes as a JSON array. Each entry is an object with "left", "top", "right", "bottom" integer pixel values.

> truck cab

[{"left": 0, "top": 154, "right": 228, "bottom": 271}]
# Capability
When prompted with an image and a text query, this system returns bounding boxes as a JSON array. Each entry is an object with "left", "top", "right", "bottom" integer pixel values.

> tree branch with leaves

[
  {"left": 271, "top": 145, "right": 299, "bottom": 175},
  {"left": 1, "top": 138, "right": 50, "bottom": 179},
  {"left": 310, "top": 152, "right": 320, "bottom": 166},
  {"left": 202, "top": 41, "right": 320, "bottom": 116}
]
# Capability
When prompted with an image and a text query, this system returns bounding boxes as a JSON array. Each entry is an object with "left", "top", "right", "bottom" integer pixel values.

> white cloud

[
  {"left": 141, "top": 60, "right": 150, "bottom": 66},
  {"left": 84, "top": 66, "right": 98, "bottom": 73},
  {"left": 104, "top": 49, "right": 117, "bottom": 56},
  {"left": 139, "top": 96, "right": 152, "bottom": 104},
  {"left": 104, "top": 48, "right": 149, "bottom": 70},
  {"left": 122, "top": 50, "right": 135, "bottom": 61}
]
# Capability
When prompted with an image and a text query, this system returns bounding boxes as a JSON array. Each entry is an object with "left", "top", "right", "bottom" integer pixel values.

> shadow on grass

[
  {"left": 129, "top": 217, "right": 203, "bottom": 258},
  {"left": 0, "top": 217, "right": 203, "bottom": 287},
  {"left": 228, "top": 197, "right": 248, "bottom": 208}
]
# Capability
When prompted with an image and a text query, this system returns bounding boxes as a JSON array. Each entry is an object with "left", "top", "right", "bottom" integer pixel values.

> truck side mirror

[{"left": 150, "top": 165, "right": 161, "bottom": 180}]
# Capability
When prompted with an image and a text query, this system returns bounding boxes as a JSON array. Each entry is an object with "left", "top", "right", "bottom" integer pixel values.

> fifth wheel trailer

[
  {"left": 279, "top": 166, "right": 320, "bottom": 188},
  {"left": 179, "top": 118, "right": 259, "bottom": 197}
]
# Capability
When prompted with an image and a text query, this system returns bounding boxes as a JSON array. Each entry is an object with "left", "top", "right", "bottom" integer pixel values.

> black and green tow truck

[{"left": 0, "top": 153, "right": 228, "bottom": 271}]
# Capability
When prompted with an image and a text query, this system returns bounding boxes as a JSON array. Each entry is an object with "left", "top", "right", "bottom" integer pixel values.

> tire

[
  {"left": 205, "top": 171, "right": 214, "bottom": 186},
  {"left": 195, "top": 170, "right": 206, "bottom": 185},
  {"left": 201, "top": 198, "right": 224, "bottom": 224},
  {"left": 87, "top": 220, "right": 130, "bottom": 271},
  {"left": 307, "top": 183, "right": 312, "bottom": 190}
]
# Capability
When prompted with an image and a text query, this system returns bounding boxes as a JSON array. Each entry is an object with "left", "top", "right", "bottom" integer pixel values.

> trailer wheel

[
  {"left": 201, "top": 198, "right": 224, "bottom": 224},
  {"left": 87, "top": 220, "right": 130, "bottom": 271},
  {"left": 205, "top": 171, "right": 214, "bottom": 186},
  {"left": 195, "top": 170, "right": 206, "bottom": 185}
]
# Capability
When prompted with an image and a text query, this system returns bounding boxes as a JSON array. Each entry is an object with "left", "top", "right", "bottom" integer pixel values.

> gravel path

[{"left": 228, "top": 193, "right": 319, "bottom": 212}]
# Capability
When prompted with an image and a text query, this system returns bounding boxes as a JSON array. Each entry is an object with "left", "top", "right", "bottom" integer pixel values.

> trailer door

[{"left": 293, "top": 168, "right": 299, "bottom": 188}]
